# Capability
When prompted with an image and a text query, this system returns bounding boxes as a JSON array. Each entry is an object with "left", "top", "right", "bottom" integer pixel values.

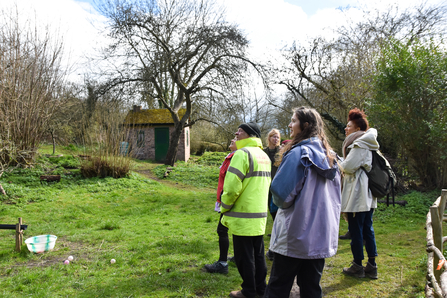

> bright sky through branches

[{"left": 0, "top": 0, "right": 443, "bottom": 83}]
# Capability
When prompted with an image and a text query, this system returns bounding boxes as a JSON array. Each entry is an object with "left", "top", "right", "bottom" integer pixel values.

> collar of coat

[
  {"left": 289, "top": 137, "right": 338, "bottom": 180},
  {"left": 236, "top": 137, "right": 263, "bottom": 150},
  {"left": 348, "top": 128, "right": 379, "bottom": 151},
  {"left": 342, "top": 130, "right": 365, "bottom": 158}
]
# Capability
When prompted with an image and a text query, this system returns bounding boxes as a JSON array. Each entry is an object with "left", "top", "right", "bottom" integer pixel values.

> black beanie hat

[{"left": 238, "top": 122, "right": 261, "bottom": 138}]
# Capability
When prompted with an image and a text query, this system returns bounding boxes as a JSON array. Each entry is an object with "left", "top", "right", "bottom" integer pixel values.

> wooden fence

[{"left": 426, "top": 189, "right": 447, "bottom": 297}]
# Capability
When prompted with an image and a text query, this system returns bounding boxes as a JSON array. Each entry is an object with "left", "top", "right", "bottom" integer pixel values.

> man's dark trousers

[{"left": 233, "top": 234, "right": 267, "bottom": 298}]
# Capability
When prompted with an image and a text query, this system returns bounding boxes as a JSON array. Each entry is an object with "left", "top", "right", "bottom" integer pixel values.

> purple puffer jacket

[{"left": 269, "top": 137, "right": 341, "bottom": 259}]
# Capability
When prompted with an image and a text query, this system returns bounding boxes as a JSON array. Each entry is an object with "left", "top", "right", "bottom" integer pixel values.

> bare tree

[
  {"left": 186, "top": 67, "right": 280, "bottom": 150},
  {"left": 269, "top": 2, "right": 447, "bottom": 142},
  {"left": 0, "top": 6, "right": 67, "bottom": 167},
  {"left": 96, "top": 0, "right": 255, "bottom": 165}
]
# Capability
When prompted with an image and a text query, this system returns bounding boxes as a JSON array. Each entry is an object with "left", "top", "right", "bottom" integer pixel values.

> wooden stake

[
  {"left": 431, "top": 204, "right": 443, "bottom": 281},
  {"left": 15, "top": 217, "right": 23, "bottom": 252}
]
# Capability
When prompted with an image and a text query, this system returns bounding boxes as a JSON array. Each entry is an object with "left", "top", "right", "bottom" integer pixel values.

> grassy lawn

[{"left": 0, "top": 149, "right": 437, "bottom": 297}]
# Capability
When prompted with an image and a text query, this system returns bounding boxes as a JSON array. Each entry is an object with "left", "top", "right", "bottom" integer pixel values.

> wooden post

[
  {"left": 440, "top": 190, "right": 447, "bottom": 219},
  {"left": 431, "top": 201, "right": 443, "bottom": 281},
  {"left": 15, "top": 217, "right": 23, "bottom": 252},
  {"left": 443, "top": 189, "right": 447, "bottom": 213}
]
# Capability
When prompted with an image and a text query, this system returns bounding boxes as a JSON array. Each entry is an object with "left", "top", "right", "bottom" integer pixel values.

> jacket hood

[
  {"left": 236, "top": 137, "right": 263, "bottom": 150},
  {"left": 291, "top": 137, "right": 338, "bottom": 180},
  {"left": 350, "top": 128, "right": 379, "bottom": 151}
]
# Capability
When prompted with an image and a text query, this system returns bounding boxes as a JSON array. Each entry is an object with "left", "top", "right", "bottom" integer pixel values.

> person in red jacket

[{"left": 204, "top": 138, "right": 237, "bottom": 274}]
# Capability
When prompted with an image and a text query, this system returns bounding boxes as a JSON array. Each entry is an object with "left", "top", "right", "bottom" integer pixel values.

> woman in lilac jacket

[{"left": 265, "top": 107, "right": 341, "bottom": 298}]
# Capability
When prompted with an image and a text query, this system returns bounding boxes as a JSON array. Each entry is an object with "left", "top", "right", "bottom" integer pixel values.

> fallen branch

[
  {"left": 0, "top": 172, "right": 5, "bottom": 196},
  {"left": 40, "top": 175, "right": 61, "bottom": 182}
]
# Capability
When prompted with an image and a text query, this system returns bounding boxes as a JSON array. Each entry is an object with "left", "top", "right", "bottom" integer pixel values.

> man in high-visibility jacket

[{"left": 221, "top": 122, "right": 271, "bottom": 298}]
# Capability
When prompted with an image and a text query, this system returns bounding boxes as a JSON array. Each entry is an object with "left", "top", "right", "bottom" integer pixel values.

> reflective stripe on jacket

[{"left": 220, "top": 137, "right": 271, "bottom": 236}]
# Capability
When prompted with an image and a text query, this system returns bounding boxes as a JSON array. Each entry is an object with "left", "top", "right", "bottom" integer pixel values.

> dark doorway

[{"left": 155, "top": 127, "right": 169, "bottom": 162}]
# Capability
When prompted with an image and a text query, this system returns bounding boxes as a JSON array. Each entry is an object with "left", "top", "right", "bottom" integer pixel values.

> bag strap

[
  {"left": 386, "top": 178, "right": 395, "bottom": 207},
  {"left": 360, "top": 149, "right": 374, "bottom": 175},
  {"left": 391, "top": 178, "right": 395, "bottom": 207}
]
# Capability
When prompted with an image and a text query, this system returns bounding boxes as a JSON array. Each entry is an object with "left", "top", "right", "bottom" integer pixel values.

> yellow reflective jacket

[{"left": 220, "top": 137, "right": 271, "bottom": 236}]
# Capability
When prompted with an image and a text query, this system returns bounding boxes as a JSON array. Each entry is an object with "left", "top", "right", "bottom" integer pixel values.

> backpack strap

[{"left": 391, "top": 178, "right": 395, "bottom": 207}]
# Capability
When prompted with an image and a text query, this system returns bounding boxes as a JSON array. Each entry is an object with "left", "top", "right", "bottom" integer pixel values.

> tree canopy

[
  {"left": 97, "top": 0, "right": 255, "bottom": 165},
  {"left": 371, "top": 38, "right": 447, "bottom": 188}
]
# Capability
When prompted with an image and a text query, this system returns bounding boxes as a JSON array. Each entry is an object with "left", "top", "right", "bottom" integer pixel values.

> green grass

[
  {"left": 38, "top": 143, "right": 88, "bottom": 156},
  {"left": 0, "top": 153, "right": 440, "bottom": 297},
  {"left": 195, "top": 152, "right": 229, "bottom": 167},
  {"left": 153, "top": 161, "right": 220, "bottom": 189},
  {"left": 0, "top": 173, "right": 236, "bottom": 297}
]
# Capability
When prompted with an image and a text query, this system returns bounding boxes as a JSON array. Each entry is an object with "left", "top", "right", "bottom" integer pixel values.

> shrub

[
  {"left": 0, "top": 10, "right": 66, "bottom": 168},
  {"left": 194, "top": 142, "right": 225, "bottom": 155},
  {"left": 63, "top": 144, "right": 78, "bottom": 151},
  {"left": 80, "top": 156, "right": 133, "bottom": 178},
  {"left": 371, "top": 38, "right": 447, "bottom": 188},
  {"left": 374, "top": 189, "right": 440, "bottom": 223},
  {"left": 196, "top": 152, "right": 229, "bottom": 166},
  {"left": 48, "top": 155, "right": 80, "bottom": 169}
]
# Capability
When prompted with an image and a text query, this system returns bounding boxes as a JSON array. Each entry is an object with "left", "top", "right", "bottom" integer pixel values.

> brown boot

[
  {"left": 343, "top": 262, "right": 365, "bottom": 278},
  {"left": 364, "top": 261, "right": 378, "bottom": 279}
]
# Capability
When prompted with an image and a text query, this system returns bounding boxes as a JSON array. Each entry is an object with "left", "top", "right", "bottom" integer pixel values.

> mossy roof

[{"left": 123, "top": 108, "right": 186, "bottom": 125}]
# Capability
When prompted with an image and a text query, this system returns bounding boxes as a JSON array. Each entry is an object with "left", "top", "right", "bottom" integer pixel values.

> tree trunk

[
  {"left": 51, "top": 130, "right": 56, "bottom": 155},
  {"left": 165, "top": 121, "right": 184, "bottom": 166},
  {"left": 164, "top": 93, "right": 191, "bottom": 166}
]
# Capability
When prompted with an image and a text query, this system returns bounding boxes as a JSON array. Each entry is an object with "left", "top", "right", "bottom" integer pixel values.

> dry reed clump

[{"left": 80, "top": 156, "right": 132, "bottom": 178}]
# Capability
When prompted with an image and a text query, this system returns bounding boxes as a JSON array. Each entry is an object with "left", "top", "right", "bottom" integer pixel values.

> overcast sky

[{"left": 1, "top": 0, "right": 444, "bottom": 83}]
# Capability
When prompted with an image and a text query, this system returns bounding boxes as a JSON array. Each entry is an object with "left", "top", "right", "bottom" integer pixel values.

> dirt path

[
  {"left": 134, "top": 163, "right": 195, "bottom": 191},
  {"left": 134, "top": 169, "right": 161, "bottom": 181},
  {"left": 133, "top": 162, "right": 162, "bottom": 181}
]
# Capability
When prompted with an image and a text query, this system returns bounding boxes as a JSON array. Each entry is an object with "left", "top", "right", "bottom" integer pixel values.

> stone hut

[{"left": 123, "top": 106, "right": 190, "bottom": 162}]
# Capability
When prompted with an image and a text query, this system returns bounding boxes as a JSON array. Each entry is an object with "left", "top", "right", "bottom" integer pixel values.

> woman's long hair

[{"left": 278, "top": 107, "right": 335, "bottom": 166}]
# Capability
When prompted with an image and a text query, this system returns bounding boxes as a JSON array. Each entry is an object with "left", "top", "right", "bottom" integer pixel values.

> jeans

[
  {"left": 265, "top": 253, "right": 325, "bottom": 298},
  {"left": 347, "top": 208, "right": 378, "bottom": 263},
  {"left": 233, "top": 235, "right": 267, "bottom": 298}
]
